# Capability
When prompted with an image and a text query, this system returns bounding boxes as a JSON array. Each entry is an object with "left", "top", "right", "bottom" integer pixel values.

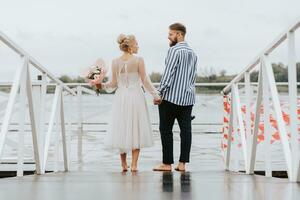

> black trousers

[{"left": 158, "top": 100, "right": 193, "bottom": 164}]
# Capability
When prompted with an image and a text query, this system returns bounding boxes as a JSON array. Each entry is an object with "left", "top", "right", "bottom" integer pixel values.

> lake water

[{"left": 0, "top": 93, "right": 288, "bottom": 172}]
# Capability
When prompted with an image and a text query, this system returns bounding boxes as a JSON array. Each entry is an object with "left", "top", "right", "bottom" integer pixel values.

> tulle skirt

[{"left": 104, "top": 86, "right": 154, "bottom": 153}]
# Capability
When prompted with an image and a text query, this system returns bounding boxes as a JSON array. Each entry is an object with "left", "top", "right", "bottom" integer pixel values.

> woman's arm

[
  {"left": 101, "top": 60, "right": 118, "bottom": 93},
  {"left": 93, "top": 60, "right": 118, "bottom": 93},
  {"left": 138, "top": 57, "right": 160, "bottom": 100}
]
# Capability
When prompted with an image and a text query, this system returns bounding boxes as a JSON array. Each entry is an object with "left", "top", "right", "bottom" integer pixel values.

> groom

[{"left": 153, "top": 23, "right": 197, "bottom": 172}]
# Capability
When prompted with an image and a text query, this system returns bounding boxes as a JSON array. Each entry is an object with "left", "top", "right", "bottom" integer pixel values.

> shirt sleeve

[{"left": 157, "top": 47, "right": 179, "bottom": 97}]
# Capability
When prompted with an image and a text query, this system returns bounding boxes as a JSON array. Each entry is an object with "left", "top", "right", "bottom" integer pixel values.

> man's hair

[{"left": 169, "top": 23, "right": 186, "bottom": 36}]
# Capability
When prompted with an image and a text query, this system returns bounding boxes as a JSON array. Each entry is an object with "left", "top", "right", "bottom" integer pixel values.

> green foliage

[
  {"left": 59, "top": 75, "right": 85, "bottom": 83},
  {"left": 54, "top": 62, "right": 299, "bottom": 94},
  {"left": 149, "top": 72, "right": 162, "bottom": 83},
  {"left": 250, "top": 62, "right": 300, "bottom": 82}
]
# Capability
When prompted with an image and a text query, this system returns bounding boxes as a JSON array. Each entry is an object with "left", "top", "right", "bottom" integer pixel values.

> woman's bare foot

[
  {"left": 122, "top": 164, "right": 128, "bottom": 172},
  {"left": 120, "top": 153, "right": 128, "bottom": 172},
  {"left": 131, "top": 165, "right": 138, "bottom": 172},
  {"left": 131, "top": 149, "right": 140, "bottom": 172},
  {"left": 153, "top": 164, "right": 172, "bottom": 171}
]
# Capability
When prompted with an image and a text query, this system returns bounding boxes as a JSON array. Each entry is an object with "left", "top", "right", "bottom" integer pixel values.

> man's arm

[{"left": 157, "top": 48, "right": 178, "bottom": 97}]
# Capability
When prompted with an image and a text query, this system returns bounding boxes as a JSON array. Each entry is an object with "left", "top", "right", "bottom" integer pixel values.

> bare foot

[
  {"left": 131, "top": 164, "right": 138, "bottom": 172},
  {"left": 122, "top": 164, "right": 128, "bottom": 172},
  {"left": 153, "top": 164, "right": 172, "bottom": 171},
  {"left": 175, "top": 162, "right": 186, "bottom": 172}
]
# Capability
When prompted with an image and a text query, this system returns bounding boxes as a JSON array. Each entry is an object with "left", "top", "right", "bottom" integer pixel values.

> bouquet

[{"left": 81, "top": 58, "right": 107, "bottom": 95}]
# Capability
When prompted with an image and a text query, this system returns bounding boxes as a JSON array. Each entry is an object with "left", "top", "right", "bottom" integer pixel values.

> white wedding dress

[{"left": 102, "top": 55, "right": 160, "bottom": 153}]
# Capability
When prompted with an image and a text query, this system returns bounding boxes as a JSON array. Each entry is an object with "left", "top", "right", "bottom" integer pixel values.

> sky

[{"left": 0, "top": 0, "right": 300, "bottom": 81}]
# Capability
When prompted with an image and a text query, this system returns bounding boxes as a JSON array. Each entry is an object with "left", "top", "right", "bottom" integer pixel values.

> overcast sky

[{"left": 0, "top": 0, "right": 300, "bottom": 81}]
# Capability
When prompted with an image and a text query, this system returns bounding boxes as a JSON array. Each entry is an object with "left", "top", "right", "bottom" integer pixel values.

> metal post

[
  {"left": 77, "top": 86, "right": 83, "bottom": 163},
  {"left": 232, "top": 84, "right": 248, "bottom": 172},
  {"left": 287, "top": 31, "right": 300, "bottom": 182},
  {"left": 244, "top": 72, "right": 252, "bottom": 157},
  {"left": 0, "top": 57, "right": 27, "bottom": 158},
  {"left": 60, "top": 92, "right": 69, "bottom": 172},
  {"left": 225, "top": 94, "right": 233, "bottom": 170},
  {"left": 230, "top": 86, "right": 240, "bottom": 172},
  {"left": 248, "top": 62, "right": 263, "bottom": 174},
  {"left": 53, "top": 94, "right": 60, "bottom": 172},
  {"left": 262, "top": 61, "right": 272, "bottom": 177},
  {"left": 26, "top": 61, "right": 42, "bottom": 174},
  {"left": 17, "top": 58, "right": 27, "bottom": 177},
  {"left": 39, "top": 72, "right": 47, "bottom": 171},
  {"left": 262, "top": 55, "right": 292, "bottom": 179},
  {"left": 42, "top": 85, "right": 61, "bottom": 173}
]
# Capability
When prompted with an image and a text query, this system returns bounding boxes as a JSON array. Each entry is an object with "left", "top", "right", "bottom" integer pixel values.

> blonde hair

[{"left": 117, "top": 34, "right": 136, "bottom": 53}]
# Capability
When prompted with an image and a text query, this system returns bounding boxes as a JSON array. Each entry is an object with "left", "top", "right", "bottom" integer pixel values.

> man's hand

[{"left": 153, "top": 97, "right": 162, "bottom": 105}]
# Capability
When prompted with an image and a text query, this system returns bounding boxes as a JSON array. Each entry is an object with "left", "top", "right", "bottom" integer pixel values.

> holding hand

[{"left": 153, "top": 96, "right": 162, "bottom": 105}]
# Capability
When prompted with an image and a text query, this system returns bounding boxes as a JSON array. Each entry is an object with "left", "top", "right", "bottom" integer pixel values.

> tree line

[
  {"left": 57, "top": 62, "right": 300, "bottom": 93},
  {"left": 59, "top": 62, "right": 300, "bottom": 83}
]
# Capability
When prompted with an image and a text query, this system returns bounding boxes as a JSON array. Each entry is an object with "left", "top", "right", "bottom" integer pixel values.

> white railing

[
  {"left": 54, "top": 82, "right": 227, "bottom": 162},
  {"left": 1, "top": 82, "right": 226, "bottom": 168},
  {"left": 0, "top": 31, "right": 75, "bottom": 176},
  {"left": 222, "top": 18, "right": 300, "bottom": 182}
]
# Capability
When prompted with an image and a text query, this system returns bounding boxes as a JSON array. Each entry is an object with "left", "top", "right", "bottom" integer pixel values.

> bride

[{"left": 90, "top": 34, "right": 161, "bottom": 172}]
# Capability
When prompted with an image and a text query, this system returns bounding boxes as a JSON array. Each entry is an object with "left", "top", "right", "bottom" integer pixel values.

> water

[{"left": 0, "top": 93, "right": 288, "bottom": 172}]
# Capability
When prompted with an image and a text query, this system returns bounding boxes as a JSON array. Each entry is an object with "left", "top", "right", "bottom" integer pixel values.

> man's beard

[{"left": 169, "top": 38, "right": 178, "bottom": 47}]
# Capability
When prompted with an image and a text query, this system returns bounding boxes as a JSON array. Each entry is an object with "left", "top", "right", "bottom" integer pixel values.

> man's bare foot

[
  {"left": 153, "top": 164, "right": 172, "bottom": 171},
  {"left": 175, "top": 162, "right": 186, "bottom": 172}
]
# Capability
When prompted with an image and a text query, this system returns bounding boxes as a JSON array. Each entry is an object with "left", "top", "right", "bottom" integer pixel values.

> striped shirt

[{"left": 158, "top": 41, "right": 198, "bottom": 106}]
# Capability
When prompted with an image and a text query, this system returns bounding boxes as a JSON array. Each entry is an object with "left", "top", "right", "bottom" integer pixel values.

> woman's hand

[
  {"left": 89, "top": 75, "right": 102, "bottom": 85},
  {"left": 95, "top": 83, "right": 102, "bottom": 89},
  {"left": 153, "top": 96, "right": 162, "bottom": 105}
]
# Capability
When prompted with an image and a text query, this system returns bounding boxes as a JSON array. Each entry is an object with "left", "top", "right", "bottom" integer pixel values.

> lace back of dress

[{"left": 118, "top": 63, "right": 129, "bottom": 87}]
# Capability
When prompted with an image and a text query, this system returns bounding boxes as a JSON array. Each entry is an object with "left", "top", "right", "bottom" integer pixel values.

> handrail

[
  {"left": 0, "top": 31, "right": 75, "bottom": 96},
  {"left": 222, "top": 18, "right": 300, "bottom": 95},
  {"left": 221, "top": 17, "right": 300, "bottom": 182},
  {"left": 0, "top": 30, "right": 71, "bottom": 176},
  {"left": 0, "top": 82, "right": 233, "bottom": 87},
  {"left": 1, "top": 82, "right": 300, "bottom": 88}
]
